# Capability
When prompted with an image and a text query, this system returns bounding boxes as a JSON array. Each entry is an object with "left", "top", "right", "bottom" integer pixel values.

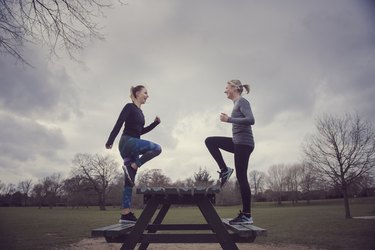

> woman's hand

[
  {"left": 155, "top": 116, "right": 161, "bottom": 123},
  {"left": 220, "top": 113, "right": 229, "bottom": 122}
]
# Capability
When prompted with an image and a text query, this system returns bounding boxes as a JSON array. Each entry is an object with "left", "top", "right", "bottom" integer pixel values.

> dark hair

[{"left": 130, "top": 85, "right": 145, "bottom": 101}]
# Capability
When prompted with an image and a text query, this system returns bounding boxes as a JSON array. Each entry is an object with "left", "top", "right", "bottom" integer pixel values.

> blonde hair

[
  {"left": 228, "top": 80, "right": 250, "bottom": 94},
  {"left": 130, "top": 85, "right": 145, "bottom": 102}
]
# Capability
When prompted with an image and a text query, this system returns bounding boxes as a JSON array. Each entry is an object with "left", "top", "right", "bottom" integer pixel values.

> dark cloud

[
  {"left": 0, "top": 112, "right": 66, "bottom": 167},
  {"left": 0, "top": 47, "right": 80, "bottom": 182},
  {"left": 0, "top": 53, "right": 80, "bottom": 121}
]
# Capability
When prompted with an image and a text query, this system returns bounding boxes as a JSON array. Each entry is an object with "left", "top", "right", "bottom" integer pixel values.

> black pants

[{"left": 205, "top": 136, "right": 254, "bottom": 214}]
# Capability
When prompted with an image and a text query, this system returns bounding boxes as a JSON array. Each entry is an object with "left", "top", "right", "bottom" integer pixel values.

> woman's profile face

[
  {"left": 224, "top": 84, "right": 236, "bottom": 100},
  {"left": 136, "top": 88, "right": 149, "bottom": 104}
]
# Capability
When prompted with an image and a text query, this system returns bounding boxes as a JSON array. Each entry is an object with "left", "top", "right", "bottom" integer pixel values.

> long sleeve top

[
  {"left": 227, "top": 97, "right": 255, "bottom": 146},
  {"left": 106, "top": 103, "right": 159, "bottom": 147}
]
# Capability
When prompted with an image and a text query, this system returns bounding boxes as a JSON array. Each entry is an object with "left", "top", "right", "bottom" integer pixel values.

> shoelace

[
  {"left": 217, "top": 171, "right": 222, "bottom": 177},
  {"left": 236, "top": 210, "right": 244, "bottom": 218}
]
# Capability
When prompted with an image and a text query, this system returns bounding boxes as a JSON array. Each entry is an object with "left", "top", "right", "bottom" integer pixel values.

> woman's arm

[
  {"left": 228, "top": 99, "right": 255, "bottom": 125},
  {"left": 141, "top": 116, "right": 161, "bottom": 135},
  {"left": 105, "top": 104, "right": 130, "bottom": 148}
]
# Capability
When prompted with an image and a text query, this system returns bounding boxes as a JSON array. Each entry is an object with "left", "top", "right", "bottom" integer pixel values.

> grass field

[{"left": 0, "top": 197, "right": 374, "bottom": 250}]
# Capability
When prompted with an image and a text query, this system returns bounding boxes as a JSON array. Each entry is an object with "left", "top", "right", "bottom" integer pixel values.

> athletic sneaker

[
  {"left": 119, "top": 212, "right": 137, "bottom": 224},
  {"left": 229, "top": 211, "right": 253, "bottom": 225},
  {"left": 122, "top": 164, "right": 136, "bottom": 187},
  {"left": 218, "top": 167, "right": 234, "bottom": 188}
]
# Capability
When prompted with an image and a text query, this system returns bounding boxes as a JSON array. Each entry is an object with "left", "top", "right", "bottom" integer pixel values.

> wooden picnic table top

[{"left": 136, "top": 186, "right": 220, "bottom": 195}]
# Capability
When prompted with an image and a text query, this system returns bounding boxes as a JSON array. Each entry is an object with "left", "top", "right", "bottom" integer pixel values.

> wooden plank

[
  {"left": 177, "top": 186, "right": 190, "bottom": 194},
  {"left": 91, "top": 223, "right": 135, "bottom": 237},
  {"left": 198, "top": 197, "right": 239, "bottom": 249},
  {"left": 136, "top": 186, "right": 220, "bottom": 195},
  {"left": 222, "top": 219, "right": 267, "bottom": 237},
  {"left": 146, "top": 224, "right": 212, "bottom": 231},
  {"left": 241, "top": 224, "right": 268, "bottom": 236},
  {"left": 105, "top": 233, "right": 256, "bottom": 244},
  {"left": 137, "top": 187, "right": 165, "bottom": 194},
  {"left": 139, "top": 233, "right": 255, "bottom": 244},
  {"left": 122, "top": 197, "right": 160, "bottom": 250}
]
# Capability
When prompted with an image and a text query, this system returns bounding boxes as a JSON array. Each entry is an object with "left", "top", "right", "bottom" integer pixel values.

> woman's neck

[
  {"left": 231, "top": 94, "right": 241, "bottom": 102},
  {"left": 133, "top": 100, "right": 142, "bottom": 108}
]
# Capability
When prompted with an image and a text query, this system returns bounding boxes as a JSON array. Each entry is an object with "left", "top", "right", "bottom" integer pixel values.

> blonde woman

[
  {"left": 205, "top": 80, "right": 255, "bottom": 224},
  {"left": 106, "top": 85, "right": 162, "bottom": 223}
]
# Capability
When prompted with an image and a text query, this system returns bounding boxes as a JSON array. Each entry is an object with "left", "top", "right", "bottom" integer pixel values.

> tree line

[
  {"left": 0, "top": 113, "right": 374, "bottom": 219},
  {"left": 1, "top": 158, "right": 373, "bottom": 210}
]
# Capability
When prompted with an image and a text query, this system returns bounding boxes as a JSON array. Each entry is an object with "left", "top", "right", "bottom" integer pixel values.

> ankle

[
  {"left": 243, "top": 212, "right": 251, "bottom": 218},
  {"left": 122, "top": 209, "right": 131, "bottom": 215},
  {"left": 131, "top": 163, "right": 138, "bottom": 170}
]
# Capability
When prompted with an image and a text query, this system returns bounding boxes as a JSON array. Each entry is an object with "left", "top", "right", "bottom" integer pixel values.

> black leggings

[{"left": 205, "top": 136, "right": 254, "bottom": 214}]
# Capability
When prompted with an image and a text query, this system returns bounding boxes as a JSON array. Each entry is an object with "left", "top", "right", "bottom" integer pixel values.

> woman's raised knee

[
  {"left": 155, "top": 144, "right": 162, "bottom": 155},
  {"left": 205, "top": 137, "right": 212, "bottom": 146}
]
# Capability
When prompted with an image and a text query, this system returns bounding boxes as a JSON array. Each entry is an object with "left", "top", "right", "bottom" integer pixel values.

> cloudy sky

[{"left": 1, "top": 0, "right": 374, "bottom": 185}]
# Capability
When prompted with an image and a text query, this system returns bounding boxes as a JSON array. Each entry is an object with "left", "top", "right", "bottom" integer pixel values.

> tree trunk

[
  {"left": 342, "top": 182, "right": 351, "bottom": 219},
  {"left": 277, "top": 193, "right": 282, "bottom": 205},
  {"left": 305, "top": 190, "right": 311, "bottom": 205},
  {"left": 99, "top": 192, "right": 106, "bottom": 211}
]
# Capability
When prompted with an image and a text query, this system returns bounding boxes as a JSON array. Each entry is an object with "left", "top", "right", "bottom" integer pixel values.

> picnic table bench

[{"left": 92, "top": 187, "right": 267, "bottom": 250}]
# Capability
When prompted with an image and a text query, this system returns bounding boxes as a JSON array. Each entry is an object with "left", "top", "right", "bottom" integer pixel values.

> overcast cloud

[{"left": 1, "top": 0, "right": 374, "bottom": 185}]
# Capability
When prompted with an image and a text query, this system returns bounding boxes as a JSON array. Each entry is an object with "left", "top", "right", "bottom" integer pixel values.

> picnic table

[{"left": 92, "top": 187, "right": 267, "bottom": 250}]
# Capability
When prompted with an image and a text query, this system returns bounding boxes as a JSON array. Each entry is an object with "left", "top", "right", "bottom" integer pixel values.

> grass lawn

[{"left": 0, "top": 197, "right": 374, "bottom": 250}]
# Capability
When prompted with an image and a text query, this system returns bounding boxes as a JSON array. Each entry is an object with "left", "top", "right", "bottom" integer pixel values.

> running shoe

[
  {"left": 122, "top": 164, "right": 136, "bottom": 187},
  {"left": 218, "top": 167, "right": 234, "bottom": 188},
  {"left": 229, "top": 210, "right": 253, "bottom": 225},
  {"left": 119, "top": 212, "right": 137, "bottom": 224}
]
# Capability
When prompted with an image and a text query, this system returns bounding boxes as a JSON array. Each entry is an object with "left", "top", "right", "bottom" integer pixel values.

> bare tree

[
  {"left": 285, "top": 164, "right": 302, "bottom": 204},
  {"left": 72, "top": 153, "right": 119, "bottom": 210},
  {"left": 216, "top": 179, "right": 241, "bottom": 206},
  {"left": 249, "top": 170, "right": 266, "bottom": 196},
  {"left": 267, "top": 164, "right": 287, "bottom": 205},
  {"left": 4, "top": 183, "right": 16, "bottom": 195},
  {"left": 41, "top": 173, "right": 64, "bottom": 208},
  {"left": 299, "top": 161, "right": 318, "bottom": 204},
  {"left": 193, "top": 167, "right": 215, "bottom": 188},
  {"left": 105, "top": 175, "right": 123, "bottom": 207},
  {"left": 17, "top": 179, "right": 33, "bottom": 206},
  {"left": 303, "top": 113, "right": 375, "bottom": 218},
  {"left": 0, "top": 0, "right": 113, "bottom": 64},
  {"left": 0, "top": 180, "right": 5, "bottom": 194},
  {"left": 32, "top": 183, "right": 43, "bottom": 208},
  {"left": 137, "top": 169, "right": 171, "bottom": 188},
  {"left": 173, "top": 178, "right": 195, "bottom": 188},
  {"left": 63, "top": 175, "right": 92, "bottom": 208}
]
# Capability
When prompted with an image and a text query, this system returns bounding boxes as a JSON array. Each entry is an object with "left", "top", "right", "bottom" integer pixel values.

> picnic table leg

[
  {"left": 120, "top": 197, "right": 159, "bottom": 250},
  {"left": 197, "top": 196, "right": 239, "bottom": 250},
  {"left": 138, "top": 203, "right": 171, "bottom": 250}
]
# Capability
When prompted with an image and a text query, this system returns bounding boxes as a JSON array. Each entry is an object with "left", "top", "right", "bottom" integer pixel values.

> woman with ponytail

[
  {"left": 106, "top": 85, "right": 162, "bottom": 223},
  {"left": 205, "top": 79, "right": 255, "bottom": 225}
]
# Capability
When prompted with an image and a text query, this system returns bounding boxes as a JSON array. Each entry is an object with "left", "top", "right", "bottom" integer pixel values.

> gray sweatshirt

[{"left": 227, "top": 97, "right": 255, "bottom": 146}]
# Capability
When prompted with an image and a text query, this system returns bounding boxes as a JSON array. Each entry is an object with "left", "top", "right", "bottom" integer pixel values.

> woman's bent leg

[
  {"left": 136, "top": 140, "right": 162, "bottom": 167},
  {"left": 205, "top": 136, "right": 234, "bottom": 171},
  {"left": 120, "top": 136, "right": 161, "bottom": 168},
  {"left": 118, "top": 136, "right": 161, "bottom": 211}
]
